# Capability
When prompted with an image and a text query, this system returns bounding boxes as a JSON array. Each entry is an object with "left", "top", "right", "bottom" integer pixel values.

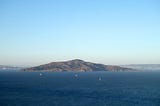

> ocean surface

[{"left": 0, "top": 71, "right": 160, "bottom": 106}]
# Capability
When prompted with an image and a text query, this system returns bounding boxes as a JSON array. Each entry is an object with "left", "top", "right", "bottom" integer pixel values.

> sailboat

[{"left": 75, "top": 74, "right": 78, "bottom": 77}]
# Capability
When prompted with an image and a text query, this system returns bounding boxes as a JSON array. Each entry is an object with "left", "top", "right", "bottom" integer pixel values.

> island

[{"left": 23, "top": 59, "right": 134, "bottom": 72}]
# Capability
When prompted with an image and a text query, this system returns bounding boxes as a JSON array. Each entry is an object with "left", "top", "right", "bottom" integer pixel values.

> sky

[{"left": 0, "top": 0, "right": 160, "bottom": 66}]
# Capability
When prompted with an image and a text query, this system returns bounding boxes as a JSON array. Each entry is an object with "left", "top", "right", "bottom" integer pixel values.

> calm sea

[{"left": 0, "top": 71, "right": 160, "bottom": 106}]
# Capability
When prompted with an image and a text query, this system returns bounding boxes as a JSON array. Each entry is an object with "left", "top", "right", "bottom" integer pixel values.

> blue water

[{"left": 0, "top": 71, "right": 160, "bottom": 106}]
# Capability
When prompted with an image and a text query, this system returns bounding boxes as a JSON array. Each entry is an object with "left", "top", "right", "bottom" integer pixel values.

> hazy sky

[{"left": 0, "top": 0, "right": 160, "bottom": 66}]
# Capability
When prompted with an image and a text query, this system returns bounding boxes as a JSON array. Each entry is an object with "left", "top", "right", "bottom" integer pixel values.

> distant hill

[
  {"left": 121, "top": 64, "right": 160, "bottom": 71},
  {"left": 23, "top": 59, "right": 134, "bottom": 72},
  {"left": 0, "top": 65, "right": 21, "bottom": 70}
]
